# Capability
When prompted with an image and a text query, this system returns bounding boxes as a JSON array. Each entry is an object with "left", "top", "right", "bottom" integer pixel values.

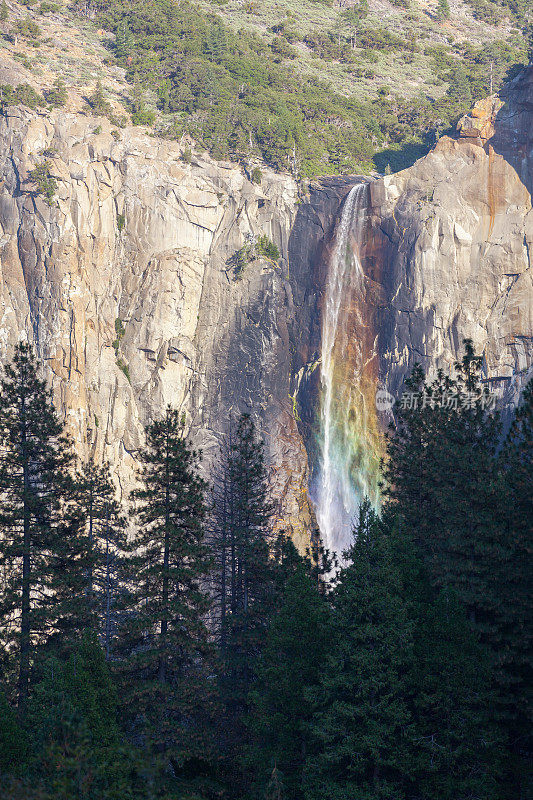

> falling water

[{"left": 314, "top": 182, "right": 384, "bottom": 555}]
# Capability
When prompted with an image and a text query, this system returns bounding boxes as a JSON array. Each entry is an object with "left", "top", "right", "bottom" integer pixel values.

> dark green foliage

[
  {"left": 0, "top": 343, "right": 81, "bottom": 706},
  {"left": 255, "top": 235, "right": 280, "bottom": 262},
  {"left": 0, "top": 83, "right": 43, "bottom": 110},
  {"left": 91, "top": 0, "right": 526, "bottom": 177},
  {"left": 27, "top": 160, "right": 57, "bottom": 205},
  {"left": 22, "top": 636, "right": 135, "bottom": 799},
  {"left": 116, "top": 357, "right": 130, "bottom": 383},
  {"left": 45, "top": 78, "right": 67, "bottom": 108},
  {"left": 87, "top": 0, "right": 407, "bottom": 175},
  {"left": 384, "top": 341, "right": 503, "bottom": 628},
  {"left": 210, "top": 413, "right": 276, "bottom": 777},
  {"left": 0, "top": 1, "right": 8, "bottom": 22},
  {"left": 245, "top": 539, "right": 331, "bottom": 800},
  {"left": 250, "top": 166, "right": 262, "bottom": 184},
  {"left": 496, "top": 379, "right": 533, "bottom": 795},
  {"left": 0, "top": 336, "right": 529, "bottom": 798},
  {"left": 304, "top": 502, "right": 499, "bottom": 800},
  {"left": 227, "top": 234, "right": 280, "bottom": 279},
  {"left": 436, "top": 0, "right": 450, "bottom": 21},
  {"left": 120, "top": 407, "right": 214, "bottom": 770},
  {"left": 14, "top": 16, "right": 41, "bottom": 43},
  {"left": 0, "top": 689, "right": 27, "bottom": 775},
  {"left": 75, "top": 459, "right": 127, "bottom": 658},
  {"left": 87, "top": 80, "right": 114, "bottom": 118},
  {"left": 408, "top": 586, "right": 500, "bottom": 799},
  {"left": 303, "top": 502, "right": 414, "bottom": 800},
  {"left": 383, "top": 342, "right": 531, "bottom": 798},
  {"left": 129, "top": 80, "right": 156, "bottom": 126},
  {"left": 112, "top": 316, "right": 125, "bottom": 354},
  {"left": 39, "top": 3, "right": 61, "bottom": 13}
]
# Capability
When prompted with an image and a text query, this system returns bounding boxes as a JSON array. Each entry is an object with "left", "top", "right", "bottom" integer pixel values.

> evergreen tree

[
  {"left": 303, "top": 502, "right": 414, "bottom": 800},
  {"left": 264, "top": 766, "right": 286, "bottom": 800},
  {"left": 436, "top": 0, "right": 450, "bottom": 21},
  {"left": 0, "top": 688, "right": 27, "bottom": 776},
  {"left": 0, "top": 343, "right": 81, "bottom": 706},
  {"left": 75, "top": 458, "right": 127, "bottom": 659},
  {"left": 0, "top": 2, "right": 8, "bottom": 23},
  {"left": 408, "top": 586, "right": 500, "bottom": 799},
  {"left": 497, "top": 379, "right": 533, "bottom": 797},
  {"left": 211, "top": 414, "right": 276, "bottom": 766},
  {"left": 120, "top": 407, "right": 213, "bottom": 772},
  {"left": 46, "top": 78, "right": 68, "bottom": 109},
  {"left": 114, "top": 21, "right": 134, "bottom": 60},
  {"left": 25, "top": 635, "right": 134, "bottom": 799},
  {"left": 384, "top": 341, "right": 502, "bottom": 635},
  {"left": 245, "top": 539, "right": 331, "bottom": 800}
]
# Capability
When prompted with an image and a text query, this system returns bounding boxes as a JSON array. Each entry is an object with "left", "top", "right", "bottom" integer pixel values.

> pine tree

[
  {"left": 436, "top": 0, "right": 450, "bottom": 21},
  {"left": 245, "top": 538, "right": 331, "bottom": 800},
  {"left": 0, "top": 688, "right": 27, "bottom": 775},
  {"left": 496, "top": 379, "right": 533, "bottom": 797},
  {"left": 211, "top": 413, "right": 276, "bottom": 765},
  {"left": 384, "top": 341, "right": 502, "bottom": 634},
  {"left": 303, "top": 502, "right": 414, "bottom": 800},
  {"left": 0, "top": 343, "right": 81, "bottom": 707},
  {"left": 0, "top": 2, "right": 8, "bottom": 23},
  {"left": 114, "top": 21, "right": 134, "bottom": 60},
  {"left": 75, "top": 458, "right": 127, "bottom": 659},
  {"left": 407, "top": 585, "right": 500, "bottom": 800},
  {"left": 120, "top": 407, "right": 213, "bottom": 771},
  {"left": 25, "top": 635, "right": 133, "bottom": 799},
  {"left": 264, "top": 765, "right": 286, "bottom": 800}
]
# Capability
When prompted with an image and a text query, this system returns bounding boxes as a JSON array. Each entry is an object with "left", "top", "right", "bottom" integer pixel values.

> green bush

[
  {"left": 131, "top": 107, "right": 156, "bottom": 126},
  {"left": 27, "top": 160, "right": 57, "bottom": 205},
  {"left": 87, "top": 80, "right": 113, "bottom": 117},
  {"left": 116, "top": 357, "right": 131, "bottom": 383},
  {"left": 227, "top": 234, "right": 280, "bottom": 279},
  {"left": 0, "top": 83, "right": 43, "bottom": 110},
  {"left": 39, "top": 2, "right": 60, "bottom": 12},
  {"left": 14, "top": 17, "right": 41, "bottom": 43},
  {"left": 112, "top": 317, "right": 125, "bottom": 354},
  {"left": 251, "top": 166, "right": 262, "bottom": 184},
  {"left": 46, "top": 77, "right": 67, "bottom": 108},
  {"left": 256, "top": 235, "right": 280, "bottom": 262}
]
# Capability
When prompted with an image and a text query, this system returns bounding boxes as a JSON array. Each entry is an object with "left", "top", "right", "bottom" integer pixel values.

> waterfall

[{"left": 314, "top": 182, "right": 383, "bottom": 555}]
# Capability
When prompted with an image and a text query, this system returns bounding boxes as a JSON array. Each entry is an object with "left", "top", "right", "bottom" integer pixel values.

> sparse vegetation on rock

[{"left": 27, "top": 159, "right": 57, "bottom": 204}]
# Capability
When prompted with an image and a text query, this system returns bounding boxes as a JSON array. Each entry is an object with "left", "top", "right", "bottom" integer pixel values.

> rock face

[
  {"left": 0, "top": 65, "right": 532, "bottom": 551},
  {"left": 0, "top": 106, "right": 315, "bottom": 546},
  {"left": 364, "top": 65, "right": 533, "bottom": 412},
  {"left": 288, "top": 66, "right": 533, "bottom": 519}
]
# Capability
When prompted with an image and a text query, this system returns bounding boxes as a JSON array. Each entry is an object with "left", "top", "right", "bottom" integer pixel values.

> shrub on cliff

[{"left": 27, "top": 160, "right": 57, "bottom": 205}]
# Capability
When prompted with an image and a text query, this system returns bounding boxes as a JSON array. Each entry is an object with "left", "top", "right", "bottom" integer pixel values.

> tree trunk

[
  {"left": 18, "top": 391, "right": 30, "bottom": 708},
  {"left": 159, "top": 434, "right": 170, "bottom": 683}
]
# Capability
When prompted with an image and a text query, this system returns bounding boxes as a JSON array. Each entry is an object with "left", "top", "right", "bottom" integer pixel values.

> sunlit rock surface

[{"left": 0, "top": 65, "right": 531, "bottom": 552}]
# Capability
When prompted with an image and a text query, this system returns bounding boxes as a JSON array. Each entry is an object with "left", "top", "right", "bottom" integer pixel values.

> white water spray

[{"left": 314, "top": 182, "right": 382, "bottom": 555}]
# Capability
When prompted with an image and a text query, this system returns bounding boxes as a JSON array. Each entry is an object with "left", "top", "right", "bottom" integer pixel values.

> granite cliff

[{"left": 0, "top": 65, "right": 531, "bottom": 550}]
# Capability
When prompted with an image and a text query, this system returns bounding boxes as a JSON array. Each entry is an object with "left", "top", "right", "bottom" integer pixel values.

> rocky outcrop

[
  {"left": 0, "top": 65, "right": 532, "bottom": 552},
  {"left": 288, "top": 67, "right": 533, "bottom": 508},
  {"left": 0, "top": 106, "right": 318, "bottom": 548},
  {"left": 363, "top": 65, "right": 533, "bottom": 414}
]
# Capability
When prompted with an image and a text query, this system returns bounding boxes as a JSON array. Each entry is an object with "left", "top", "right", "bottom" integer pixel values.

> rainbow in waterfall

[{"left": 314, "top": 183, "right": 385, "bottom": 555}]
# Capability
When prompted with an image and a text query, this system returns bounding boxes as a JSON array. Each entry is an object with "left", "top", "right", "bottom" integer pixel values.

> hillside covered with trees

[{"left": 0, "top": 0, "right": 530, "bottom": 174}]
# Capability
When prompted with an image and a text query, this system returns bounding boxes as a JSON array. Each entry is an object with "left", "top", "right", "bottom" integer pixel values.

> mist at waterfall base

[{"left": 312, "top": 183, "right": 384, "bottom": 557}]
